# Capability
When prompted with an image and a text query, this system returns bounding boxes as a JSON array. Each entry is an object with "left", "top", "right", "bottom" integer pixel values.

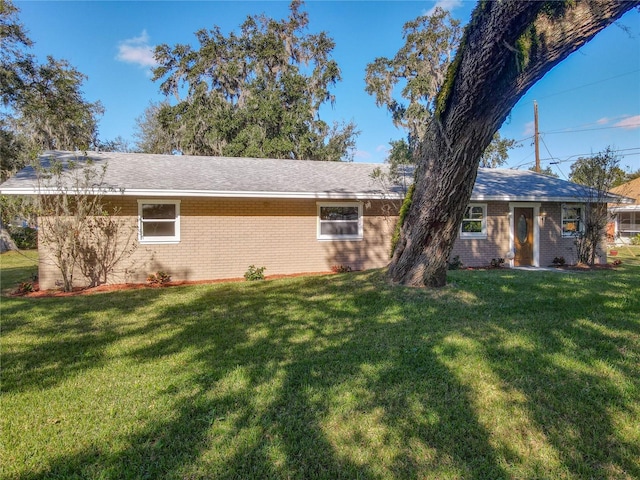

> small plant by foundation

[
  {"left": 552, "top": 256, "right": 566, "bottom": 266},
  {"left": 448, "top": 255, "right": 463, "bottom": 270},
  {"left": 147, "top": 271, "right": 171, "bottom": 285},
  {"left": 14, "top": 281, "right": 34, "bottom": 295},
  {"left": 331, "top": 265, "right": 352, "bottom": 273},
  {"left": 490, "top": 258, "right": 505, "bottom": 268},
  {"left": 244, "top": 265, "right": 266, "bottom": 281}
]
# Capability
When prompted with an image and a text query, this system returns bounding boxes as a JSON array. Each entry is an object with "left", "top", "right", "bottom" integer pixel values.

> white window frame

[
  {"left": 138, "top": 199, "right": 181, "bottom": 244},
  {"left": 460, "top": 203, "right": 487, "bottom": 238},
  {"left": 317, "top": 202, "right": 363, "bottom": 241},
  {"left": 561, "top": 203, "right": 584, "bottom": 238}
]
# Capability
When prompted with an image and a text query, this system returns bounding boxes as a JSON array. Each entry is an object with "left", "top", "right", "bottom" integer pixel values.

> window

[
  {"left": 562, "top": 204, "right": 583, "bottom": 237},
  {"left": 617, "top": 212, "right": 640, "bottom": 238},
  {"left": 460, "top": 204, "right": 487, "bottom": 238},
  {"left": 138, "top": 200, "right": 180, "bottom": 244},
  {"left": 317, "top": 203, "right": 363, "bottom": 240}
]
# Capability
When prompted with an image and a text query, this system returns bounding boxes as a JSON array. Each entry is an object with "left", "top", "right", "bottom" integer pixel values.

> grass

[{"left": 1, "top": 248, "right": 639, "bottom": 479}]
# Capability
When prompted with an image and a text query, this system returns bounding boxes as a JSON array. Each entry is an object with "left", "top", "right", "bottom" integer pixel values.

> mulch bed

[
  {"left": 12, "top": 271, "right": 334, "bottom": 298},
  {"left": 464, "top": 262, "right": 619, "bottom": 272},
  {"left": 10, "top": 262, "right": 621, "bottom": 298}
]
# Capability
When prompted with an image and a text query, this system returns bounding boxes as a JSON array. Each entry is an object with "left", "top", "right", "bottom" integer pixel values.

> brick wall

[
  {"left": 450, "top": 201, "right": 606, "bottom": 268},
  {"left": 37, "top": 196, "right": 398, "bottom": 289},
  {"left": 36, "top": 197, "right": 606, "bottom": 289},
  {"left": 450, "top": 202, "right": 510, "bottom": 266},
  {"left": 539, "top": 202, "right": 606, "bottom": 266}
]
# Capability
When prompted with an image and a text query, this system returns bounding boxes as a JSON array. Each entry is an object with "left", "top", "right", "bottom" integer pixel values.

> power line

[
  {"left": 535, "top": 69, "right": 640, "bottom": 100},
  {"left": 543, "top": 123, "right": 640, "bottom": 135},
  {"left": 510, "top": 147, "right": 640, "bottom": 170}
]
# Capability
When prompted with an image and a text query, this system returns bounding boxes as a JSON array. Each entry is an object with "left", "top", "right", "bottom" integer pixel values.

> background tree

[
  {"left": 0, "top": 0, "right": 103, "bottom": 180},
  {"left": 388, "top": 0, "right": 636, "bottom": 287},
  {"left": 623, "top": 168, "right": 640, "bottom": 183},
  {"left": 133, "top": 101, "right": 174, "bottom": 154},
  {"left": 570, "top": 152, "right": 628, "bottom": 187},
  {"left": 96, "top": 135, "right": 134, "bottom": 153},
  {"left": 567, "top": 147, "right": 622, "bottom": 264},
  {"left": 530, "top": 165, "right": 559, "bottom": 177},
  {"left": 148, "top": 0, "right": 357, "bottom": 160},
  {"left": 479, "top": 132, "right": 520, "bottom": 168},
  {"left": 365, "top": 6, "right": 519, "bottom": 171}
]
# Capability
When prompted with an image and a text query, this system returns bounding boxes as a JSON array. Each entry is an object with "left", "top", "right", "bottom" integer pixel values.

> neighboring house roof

[
  {"left": 610, "top": 177, "right": 640, "bottom": 212},
  {"left": 611, "top": 177, "right": 640, "bottom": 202},
  {"left": 0, "top": 150, "right": 630, "bottom": 203}
]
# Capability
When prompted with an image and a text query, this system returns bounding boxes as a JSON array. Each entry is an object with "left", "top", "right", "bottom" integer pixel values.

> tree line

[
  {"left": 3, "top": 0, "right": 638, "bottom": 184},
  {"left": 1, "top": 0, "right": 526, "bottom": 175}
]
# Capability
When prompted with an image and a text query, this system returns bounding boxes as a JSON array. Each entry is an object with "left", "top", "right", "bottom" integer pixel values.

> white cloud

[
  {"left": 376, "top": 144, "right": 389, "bottom": 153},
  {"left": 354, "top": 150, "right": 372, "bottom": 160},
  {"left": 523, "top": 121, "right": 535, "bottom": 137},
  {"left": 426, "top": 0, "right": 463, "bottom": 16},
  {"left": 613, "top": 115, "right": 640, "bottom": 130},
  {"left": 596, "top": 117, "right": 610, "bottom": 125},
  {"left": 116, "top": 30, "right": 157, "bottom": 68}
]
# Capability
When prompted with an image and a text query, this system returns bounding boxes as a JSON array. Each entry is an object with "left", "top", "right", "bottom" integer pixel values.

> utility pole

[{"left": 534, "top": 100, "right": 540, "bottom": 173}]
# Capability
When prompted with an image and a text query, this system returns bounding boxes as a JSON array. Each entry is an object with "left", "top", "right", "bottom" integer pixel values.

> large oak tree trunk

[{"left": 388, "top": 0, "right": 637, "bottom": 287}]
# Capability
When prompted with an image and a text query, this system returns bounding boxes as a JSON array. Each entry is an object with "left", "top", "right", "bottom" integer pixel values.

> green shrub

[
  {"left": 14, "top": 281, "right": 34, "bottom": 295},
  {"left": 147, "top": 271, "right": 171, "bottom": 285},
  {"left": 244, "top": 265, "right": 266, "bottom": 281},
  {"left": 9, "top": 226, "right": 37, "bottom": 249},
  {"left": 490, "top": 258, "right": 505, "bottom": 268},
  {"left": 631, "top": 234, "right": 640, "bottom": 246},
  {"left": 331, "top": 265, "right": 352, "bottom": 273},
  {"left": 448, "top": 255, "right": 463, "bottom": 270}
]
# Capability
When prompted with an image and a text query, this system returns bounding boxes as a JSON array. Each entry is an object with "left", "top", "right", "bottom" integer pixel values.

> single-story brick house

[
  {"left": 609, "top": 177, "right": 640, "bottom": 243},
  {"left": 0, "top": 151, "right": 629, "bottom": 289}
]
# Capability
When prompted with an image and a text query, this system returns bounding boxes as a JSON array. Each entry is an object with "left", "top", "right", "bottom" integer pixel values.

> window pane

[
  {"left": 563, "top": 207, "right": 580, "bottom": 220},
  {"left": 563, "top": 221, "right": 580, "bottom": 234},
  {"left": 142, "top": 204, "right": 176, "bottom": 220},
  {"left": 462, "top": 220, "right": 482, "bottom": 233},
  {"left": 464, "top": 206, "right": 484, "bottom": 220},
  {"left": 619, "top": 213, "right": 631, "bottom": 226},
  {"left": 320, "top": 207, "right": 358, "bottom": 221},
  {"left": 321, "top": 221, "right": 359, "bottom": 236},
  {"left": 470, "top": 206, "right": 484, "bottom": 219},
  {"left": 142, "top": 221, "right": 175, "bottom": 237}
]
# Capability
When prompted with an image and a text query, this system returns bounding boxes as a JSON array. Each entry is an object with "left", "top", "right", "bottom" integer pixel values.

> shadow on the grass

[{"left": 7, "top": 267, "right": 640, "bottom": 479}]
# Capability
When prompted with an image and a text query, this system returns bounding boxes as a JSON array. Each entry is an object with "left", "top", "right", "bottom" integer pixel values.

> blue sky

[{"left": 15, "top": 0, "right": 640, "bottom": 178}]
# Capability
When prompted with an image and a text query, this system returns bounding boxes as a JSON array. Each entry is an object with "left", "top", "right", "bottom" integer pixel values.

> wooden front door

[{"left": 514, "top": 207, "right": 533, "bottom": 266}]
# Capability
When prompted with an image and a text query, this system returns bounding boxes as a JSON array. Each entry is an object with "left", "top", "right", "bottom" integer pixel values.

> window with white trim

[
  {"left": 460, "top": 204, "right": 487, "bottom": 238},
  {"left": 138, "top": 200, "right": 180, "bottom": 244},
  {"left": 562, "top": 203, "right": 583, "bottom": 237},
  {"left": 317, "top": 203, "right": 363, "bottom": 240}
]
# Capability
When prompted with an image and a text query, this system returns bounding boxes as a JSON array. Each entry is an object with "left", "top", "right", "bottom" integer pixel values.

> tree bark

[{"left": 388, "top": 0, "right": 638, "bottom": 287}]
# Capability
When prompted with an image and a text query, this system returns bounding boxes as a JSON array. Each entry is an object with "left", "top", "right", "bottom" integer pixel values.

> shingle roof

[
  {"left": 0, "top": 150, "right": 629, "bottom": 203},
  {"left": 0, "top": 151, "right": 402, "bottom": 199},
  {"left": 611, "top": 177, "right": 640, "bottom": 202}
]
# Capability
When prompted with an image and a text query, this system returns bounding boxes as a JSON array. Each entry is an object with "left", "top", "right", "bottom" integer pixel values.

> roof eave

[
  {"left": 0, "top": 187, "right": 406, "bottom": 201},
  {"left": 471, "top": 194, "right": 629, "bottom": 203}
]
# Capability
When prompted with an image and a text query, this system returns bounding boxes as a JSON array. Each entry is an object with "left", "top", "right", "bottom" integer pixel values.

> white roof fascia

[
  {"left": 0, "top": 187, "right": 404, "bottom": 200},
  {"left": 609, "top": 204, "right": 640, "bottom": 212},
  {"left": 470, "top": 195, "right": 620, "bottom": 203},
  {"left": 125, "top": 189, "right": 400, "bottom": 199}
]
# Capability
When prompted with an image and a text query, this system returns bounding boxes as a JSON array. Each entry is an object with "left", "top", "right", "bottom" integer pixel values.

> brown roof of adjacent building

[{"left": 611, "top": 177, "right": 640, "bottom": 203}]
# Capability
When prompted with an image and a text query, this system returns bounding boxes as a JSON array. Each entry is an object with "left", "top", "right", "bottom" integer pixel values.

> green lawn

[{"left": 1, "top": 249, "right": 639, "bottom": 479}]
